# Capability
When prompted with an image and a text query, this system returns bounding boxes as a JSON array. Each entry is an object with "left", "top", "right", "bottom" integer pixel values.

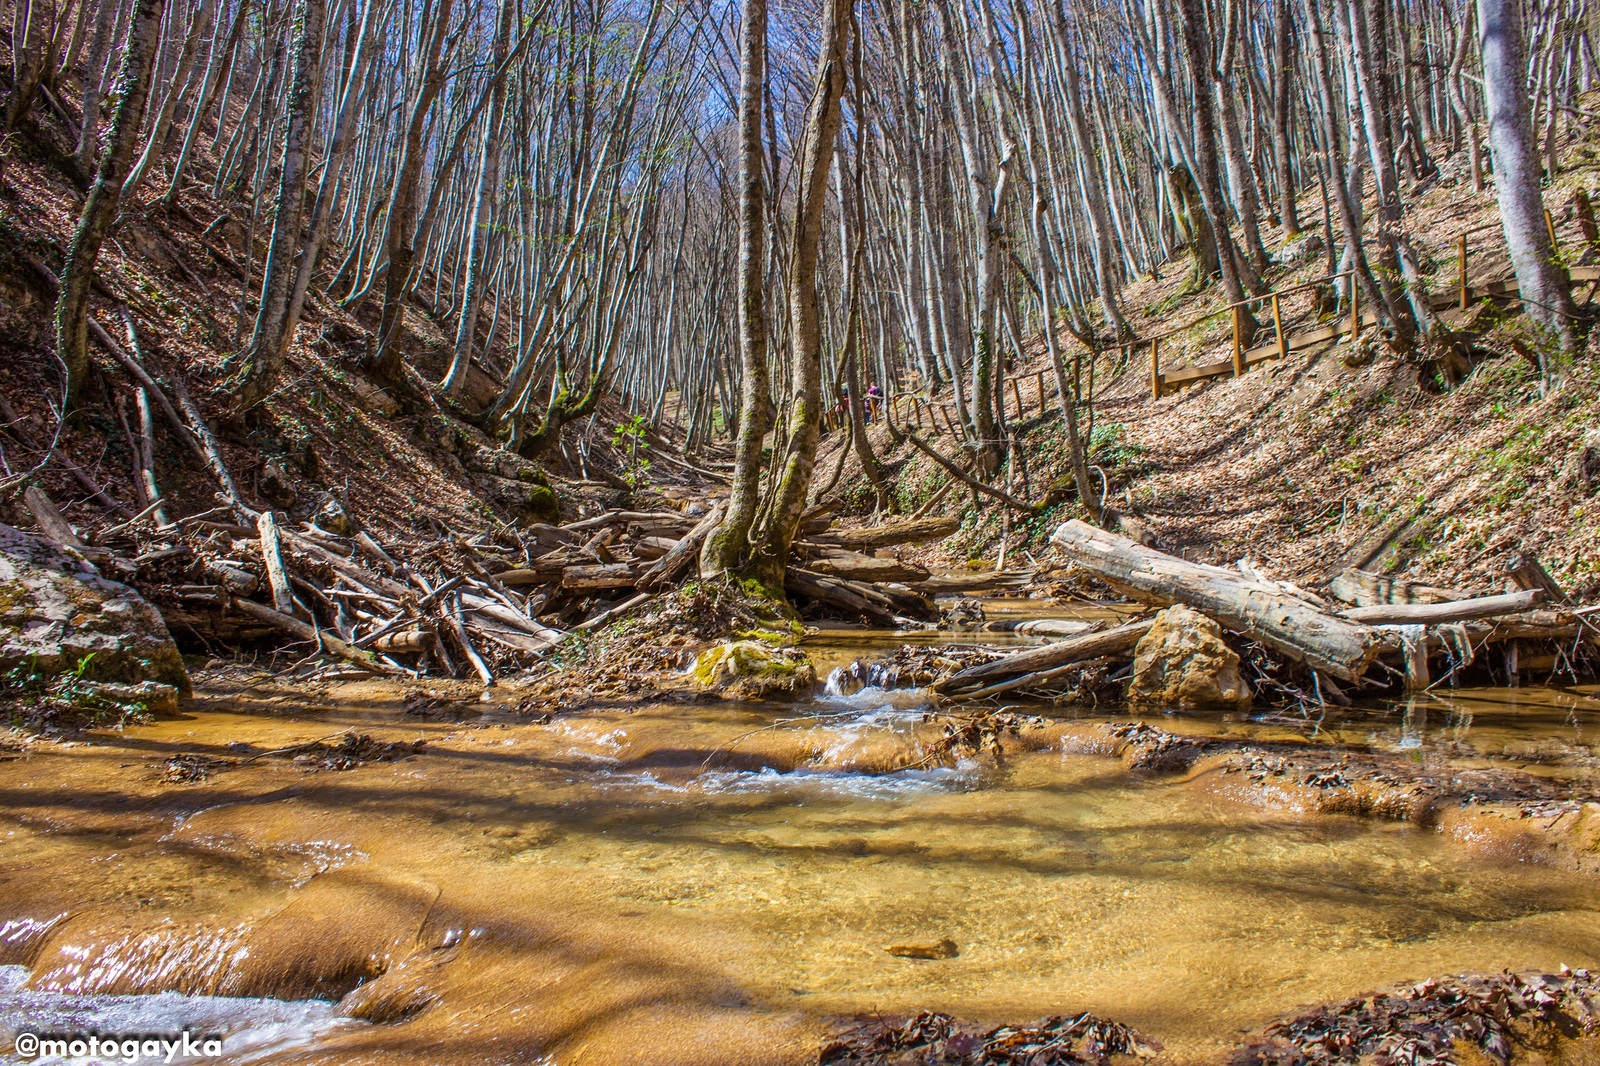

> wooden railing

[{"left": 828, "top": 196, "right": 1598, "bottom": 436}]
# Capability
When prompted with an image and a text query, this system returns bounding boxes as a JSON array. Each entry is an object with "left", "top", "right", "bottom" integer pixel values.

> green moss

[{"left": 525, "top": 484, "right": 560, "bottom": 524}]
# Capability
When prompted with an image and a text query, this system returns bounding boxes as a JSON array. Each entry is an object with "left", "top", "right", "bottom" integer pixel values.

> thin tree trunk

[
  {"left": 229, "top": 0, "right": 326, "bottom": 410},
  {"left": 744, "top": 0, "right": 850, "bottom": 593},
  {"left": 53, "top": 0, "right": 164, "bottom": 405}
]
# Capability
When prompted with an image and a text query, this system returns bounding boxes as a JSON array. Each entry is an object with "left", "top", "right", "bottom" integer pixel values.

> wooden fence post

[
  {"left": 1010, "top": 377, "right": 1024, "bottom": 419},
  {"left": 1231, "top": 305, "right": 1244, "bottom": 376},
  {"left": 1457, "top": 234, "right": 1469, "bottom": 310},
  {"left": 1034, "top": 369, "right": 1046, "bottom": 416},
  {"left": 1545, "top": 209, "right": 1558, "bottom": 254},
  {"left": 1271, "top": 293, "right": 1287, "bottom": 360},
  {"left": 1350, "top": 277, "right": 1362, "bottom": 339},
  {"left": 1150, "top": 338, "right": 1162, "bottom": 399},
  {"left": 1576, "top": 189, "right": 1599, "bottom": 251}
]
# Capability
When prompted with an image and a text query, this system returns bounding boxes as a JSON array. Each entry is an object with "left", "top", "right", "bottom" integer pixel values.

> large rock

[
  {"left": 692, "top": 640, "right": 815, "bottom": 701},
  {"left": 1127, "top": 604, "right": 1250, "bottom": 710},
  {"left": 0, "top": 524, "right": 189, "bottom": 697}
]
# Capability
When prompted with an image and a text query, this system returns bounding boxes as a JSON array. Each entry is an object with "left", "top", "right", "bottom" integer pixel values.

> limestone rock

[
  {"left": 692, "top": 641, "right": 815, "bottom": 700},
  {"left": 885, "top": 939, "right": 959, "bottom": 960},
  {"left": 940, "top": 598, "right": 986, "bottom": 630},
  {"left": 0, "top": 524, "right": 189, "bottom": 696},
  {"left": 80, "top": 680, "right": 181, "bottom": 716},
  {"left": 1127, "top": 604, "right": 1250, "bottom": 709},
  {"left": 312, "top": 495, "right": 356, "bottom": 536}
]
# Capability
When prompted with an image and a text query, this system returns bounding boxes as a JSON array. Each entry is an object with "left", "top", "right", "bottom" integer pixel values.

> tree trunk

[
  {"left": 1478, "top": 0, "right": 1581, "bottom": 363},
  {"left": 1175, "top": 0, "right": 1260, "bottom": 311},
  {"left": 73, "top": 0, "right": 118, "bottom": 180},
  {"left": 54, "top": 0, "right": 165, "bottom": 406},
  {"left": 742, "top": 0, "right": 850, "bottom": 594},
  {"left": 231, "top": 0, "right": 327, "bottom": 411},
  {"left": 368, "top": 0, "right": 454, "bottom": 384},
  {"left": 1050, "top": 519, "right": 1382, "bottom": 682},
  {"left": 440, "top": 0, "right": 515, "bottom": 397},
  {"left": 1271, "top": 4, "right": 1300, "bottom": 236}
]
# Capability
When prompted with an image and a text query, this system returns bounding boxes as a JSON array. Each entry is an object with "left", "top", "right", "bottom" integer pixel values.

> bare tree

[
  {"left": 54, "top": 0, "right": 166, "bottom": 405},
  {"left": 742, "top": 0, "right": 852, "bottom": 592}
]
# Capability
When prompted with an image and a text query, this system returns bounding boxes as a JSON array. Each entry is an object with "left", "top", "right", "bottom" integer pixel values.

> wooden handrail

[{"left": 1105, "top": 268, "right": 1355, "bottom": 355}]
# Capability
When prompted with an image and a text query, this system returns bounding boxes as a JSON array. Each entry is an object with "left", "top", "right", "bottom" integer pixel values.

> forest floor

[{"left": 830, "top": 115, "right": 1600, "bottom": 601}]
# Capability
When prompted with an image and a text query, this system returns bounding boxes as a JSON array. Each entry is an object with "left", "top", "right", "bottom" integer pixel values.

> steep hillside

[
  {"left": 838, "top": 117, "right": 1600, "bottom": 598},
  {"left": 0, "top": 101, "right": 699, "bottom": 550}
]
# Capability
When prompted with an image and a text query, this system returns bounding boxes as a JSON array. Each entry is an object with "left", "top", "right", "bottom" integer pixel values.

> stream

[{"left": 1, "top": 608, "right": 1597, "bottom": 1064}]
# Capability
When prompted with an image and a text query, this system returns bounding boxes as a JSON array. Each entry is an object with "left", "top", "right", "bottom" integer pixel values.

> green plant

[
  {"left": 612, "top": 414, "right": 652, "bottom": 486},
  {"left": 1, "top": 654, "right": 152, "bottom": 731}
]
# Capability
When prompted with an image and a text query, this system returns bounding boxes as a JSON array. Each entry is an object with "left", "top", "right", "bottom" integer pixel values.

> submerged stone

[
  {"left": 885, "top": 938, "right": 959, "bottom": 960},
  {"left": 1127, "top": 604, "right": 1250, "bottom": 710}
]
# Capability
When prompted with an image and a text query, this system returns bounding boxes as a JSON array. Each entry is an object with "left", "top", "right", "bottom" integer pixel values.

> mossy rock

[
  {"left": 525, "top": 483, "right": 560, "bottom": 524},
  {"left": 692, "top": 641, "right": 816, "bottom": 701}
]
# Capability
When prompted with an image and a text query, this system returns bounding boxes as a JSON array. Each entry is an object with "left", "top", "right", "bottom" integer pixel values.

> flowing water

[{"left": 1, "top": 619, "right": 1598, "bottom": 1064}]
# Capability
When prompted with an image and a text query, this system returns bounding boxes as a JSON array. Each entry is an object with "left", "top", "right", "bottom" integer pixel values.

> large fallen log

[
  {"left": 804, "top": 551, "right": 930, "bottom": 583},
  {"left": 807, "top": 515, "right": 961, "bottom": 551},
  {"left": 784, "top": 567, "right": 899, "bottom": 626},
  {"left": 908, "top": 569, "right": 1035, "bottom": 594},
  {"left": 1050, "top": 520, "right": 1382, "bottom": 682},
  {"left": 1338, "top": 589, "right": 1542, "bottom": 625},
  {"left": 934, "top": 619, "right": 1153, "bottom": 695}
]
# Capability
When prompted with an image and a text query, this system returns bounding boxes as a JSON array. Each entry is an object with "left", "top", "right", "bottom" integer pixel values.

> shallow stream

[{"left": 1, "top": 617, "right": 1597, "bottom": 1064}]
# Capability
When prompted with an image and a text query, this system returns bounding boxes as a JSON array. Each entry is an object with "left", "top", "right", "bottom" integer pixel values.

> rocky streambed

[{"left": 0, "top": 648, "right": 1596, "bottom": 1064}]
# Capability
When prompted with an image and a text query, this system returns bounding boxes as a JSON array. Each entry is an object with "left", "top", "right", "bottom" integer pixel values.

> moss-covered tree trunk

[
  {"left": 54, "top": 0, "right": 165, "bottom": 406},
  {"left": 741, "top": 0, "right": 851, "bottom": 594}
]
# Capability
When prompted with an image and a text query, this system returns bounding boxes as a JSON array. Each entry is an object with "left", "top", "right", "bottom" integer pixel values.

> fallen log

[
  {"left": 371, "top": 630, "right": 433, "bottom": 653},
  {"left": 1050, "top": 520, "right": 1382, "bottom": 682},
  {"left": 637, "top": 503, "right": 723, "bottom": 590},
  {"left": 257, "top": 512, "right": 299, "bottom": 617},
  {"left": 956, "top": 654, "right": 1121, "bottom": 701},
  {"left": 909, "top": 569, "right": 1035, "bottom": 594},
  {"left": 807, "top": 515, "right": 961, "bottom": 552},
  {"left": 1338, "top": 589, "right": 1542, "bottom": 625},
  {"left": 497, "top": 563, "right": 567, "bottom": 586},
  {"left": 804, "top": 551, "right": 930, "bottom": 583},
  {"left": 784, "top": 567, "right": 898, "bottom": 626},
  {"left": 227, "top": 597, "right": 403, "bottom": 675},
  {"left": 632, "top": 536, "right": 679, "bottom": 560},
  {"left": 562, "top": 562, "right": 640, "bottom": 590},
  {"left": 1506, "top": 553, "right": 1570, "bottom": 605},
  {"left": 574, "top": 591, "right": 655, "bottom": 632},
  {"left": 1327, "top": 568, "right": 1473, "bottom": 607},
  {"left": 933, "top": 619, "right": 1153, "bottom": 695}
]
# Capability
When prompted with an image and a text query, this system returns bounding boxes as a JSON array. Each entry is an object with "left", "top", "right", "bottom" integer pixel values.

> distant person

[{"left": 866, "top": 383, "right": 882, "bottom": 423}]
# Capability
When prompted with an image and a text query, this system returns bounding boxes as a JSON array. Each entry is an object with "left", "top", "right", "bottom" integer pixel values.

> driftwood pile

[
  {"left": 21, "top": 483, "right": 967, "bottom": 684},
  {"left": 928, "top": 520, "right": 1596, "bottom": 704}
]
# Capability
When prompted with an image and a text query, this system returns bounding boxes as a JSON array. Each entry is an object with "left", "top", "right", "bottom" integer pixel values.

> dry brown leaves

[
  {"left": 819, "top": 1010, "right": 1158, "bottom": 1066},
  {"left": 1231, "top": 969, "right": 1600, "bottom": 1066}
]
